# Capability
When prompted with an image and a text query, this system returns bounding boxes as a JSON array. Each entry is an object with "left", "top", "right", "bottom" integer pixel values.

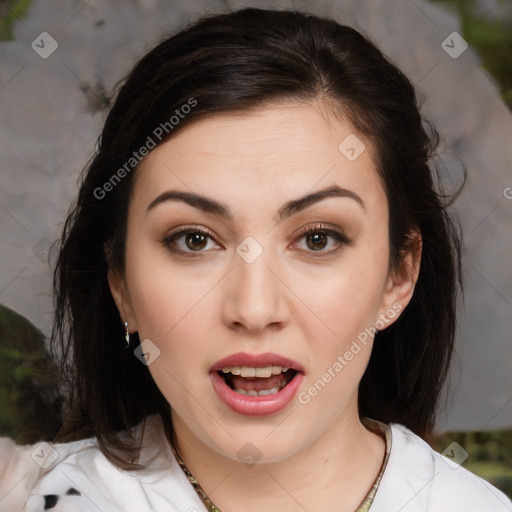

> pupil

[
  {"left": 186, "top": 233, "right": 207, "bottom": 250},
  {"left": 307, "top": 233, "right": 327, "bottom": 250}
]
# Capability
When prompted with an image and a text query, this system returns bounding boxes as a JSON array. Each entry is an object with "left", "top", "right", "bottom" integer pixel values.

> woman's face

[{"left": 110, "top": 101, "right": 417, "bottom": 463}]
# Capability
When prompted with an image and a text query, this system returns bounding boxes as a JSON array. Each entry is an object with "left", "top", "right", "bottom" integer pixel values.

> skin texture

[{"left": 109, "top": 101, "right": 421, "bottom": 512}]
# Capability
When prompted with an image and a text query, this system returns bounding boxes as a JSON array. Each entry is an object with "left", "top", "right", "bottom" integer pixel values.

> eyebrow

[{"left": 146, "top": 184, "right": 364, "bottom": 222}]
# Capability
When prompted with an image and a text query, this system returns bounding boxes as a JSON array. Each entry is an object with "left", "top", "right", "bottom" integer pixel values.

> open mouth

[
  {"left": 209, "top": 352, "right": 305, "bottom": 415},
  {"left": 218, "top": 366, "right": 298, "bottom": 397}
]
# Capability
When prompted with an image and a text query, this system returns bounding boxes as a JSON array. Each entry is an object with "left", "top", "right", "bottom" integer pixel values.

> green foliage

[
  {"left": 0, "top": 303, "right": 62, "bottom": 443},
  {"left": 432, "top": 428, "right": 512, "bottom": 498},
  {"left": 0, "top": 0, "right": 32, "bottom": 41},
  {"left": 432, "top": 0, "right": 512, "bottom": 109}
]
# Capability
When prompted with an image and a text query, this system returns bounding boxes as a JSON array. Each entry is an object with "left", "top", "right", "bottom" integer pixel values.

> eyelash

[
  {"left": 161, "top": 224, "right": 351, "bottom": 257},
  {"left": 296, "top": 225, "right": 351, "bottom": 254}
]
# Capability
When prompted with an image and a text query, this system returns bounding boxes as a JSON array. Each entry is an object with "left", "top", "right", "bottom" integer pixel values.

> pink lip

[
  {"left": 210, "top": 352, "right": 305, "bottom": 373},
  {"left": 209, "top": 352, "right": 305, "bottom": 416}
]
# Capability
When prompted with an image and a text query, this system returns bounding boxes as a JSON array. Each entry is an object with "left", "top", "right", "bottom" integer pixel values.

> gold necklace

[
  {"left": 167, "top": 419, "right": 390, "bottom": 512},
  {"left": 169, "top": 429, "right": 222, "bottom": 511}
]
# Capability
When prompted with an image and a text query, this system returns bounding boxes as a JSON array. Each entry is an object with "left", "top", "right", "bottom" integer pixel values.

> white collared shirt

[{"left": 1, "top": 418, "right": 510, "bottom": 512}]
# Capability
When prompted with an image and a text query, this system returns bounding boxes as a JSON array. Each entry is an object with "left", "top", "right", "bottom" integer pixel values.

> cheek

[
  {"left": 297, "top": 240, "right": 389, "bottom": 349},
  {"left": 124, "top": 243, "right": 224, "bottom": 385},
  {"left": 126, "top": 237, "right": 211, "bottom": 335},
  {"left": 125, "top": 258, "right": 216, "bottom": 412},
  {"left": 294, "top": 248, "right": 388, "bottom": 413}
]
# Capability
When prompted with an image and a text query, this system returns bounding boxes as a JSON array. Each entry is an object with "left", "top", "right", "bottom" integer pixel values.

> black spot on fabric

[
  {"left": 66, "top": 487, "right": 81, "bottom": 496},
  {"left": 44, "top": 494, "right": 59, "bottom": 509}
]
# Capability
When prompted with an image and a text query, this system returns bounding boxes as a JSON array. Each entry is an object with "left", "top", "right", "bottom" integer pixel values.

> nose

[{"left": 221, "top": 243, "right": 290, "bottom": 335}]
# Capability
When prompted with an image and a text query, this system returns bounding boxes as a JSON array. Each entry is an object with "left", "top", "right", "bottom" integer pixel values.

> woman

[{"left": 1, "top": 7, "right": 510, "bottom": 512}]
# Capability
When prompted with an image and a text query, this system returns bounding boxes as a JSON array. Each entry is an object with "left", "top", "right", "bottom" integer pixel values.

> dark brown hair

[{"left": 52, "top": 7, "right": 463, "bottom": 467}]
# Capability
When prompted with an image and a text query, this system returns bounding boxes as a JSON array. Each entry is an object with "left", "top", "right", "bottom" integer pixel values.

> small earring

[{"left": 123, "top": 320, "right": 130, "bottom": 349}]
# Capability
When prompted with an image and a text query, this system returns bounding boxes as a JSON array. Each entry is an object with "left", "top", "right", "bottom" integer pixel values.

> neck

[{"left": 169, "top": 406, "right": 385, "bottom": 512}]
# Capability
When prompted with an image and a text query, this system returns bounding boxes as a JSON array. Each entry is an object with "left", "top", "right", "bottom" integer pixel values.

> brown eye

[
  {"left": 185, "top": 233, "right": 208, "bottom": 251},
  {"left": 306, "top": 232, "right": 328, "bottom": 251},
  {"left": 162, "top": 227, "right": 221, "bottom": 256},
  {"left": 295, "top": 225, "right": 351, "bottom": 256}
]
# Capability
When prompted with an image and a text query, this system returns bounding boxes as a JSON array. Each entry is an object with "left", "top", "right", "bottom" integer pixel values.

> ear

[
  {"left": 378, "top": 230, "right": 422, "bottom": 329},
  {"left": 107, "top": 267, "right": 138, "bottom": 332}
]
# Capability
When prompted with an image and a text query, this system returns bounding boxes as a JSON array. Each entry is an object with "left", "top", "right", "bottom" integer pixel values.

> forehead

[{"left": 132, "top": 102, "right": 386, "bottom": 218}]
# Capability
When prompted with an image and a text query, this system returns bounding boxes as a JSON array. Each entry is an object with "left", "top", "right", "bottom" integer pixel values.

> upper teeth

[{"left": 221, "top": 366, "right": 289, "bottom": 378}]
